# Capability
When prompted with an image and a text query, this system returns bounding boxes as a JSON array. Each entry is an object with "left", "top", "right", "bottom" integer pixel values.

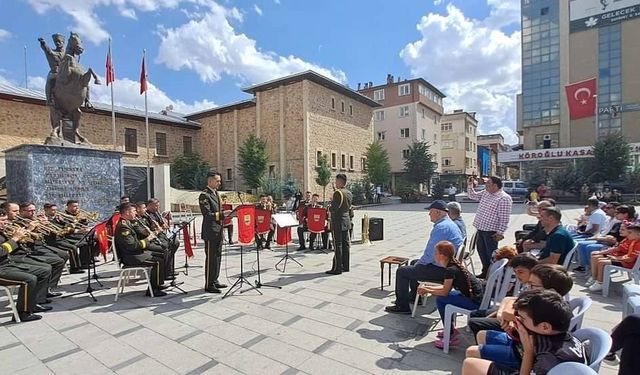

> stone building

[
  {"left": 440, "top": 109, "right": 478, "bottom": 186},
  {"left": 0, "top": 70, "right": 378, "bottom": 199},
  {"left": 358, "top": 74, "right": 445, "bottom": 192}
]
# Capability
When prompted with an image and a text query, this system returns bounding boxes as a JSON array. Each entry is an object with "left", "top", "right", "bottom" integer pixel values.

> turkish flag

[
  {"left": 236, "top": 205, "right": 256, "bottom": 245},
  {"left": 565, "top": 78, "right": 597, "bottom": 120},
  {"left": 105, "top": 46, "right": 115, "bottom": 86},
  {"left": 139, "top": 55, "right": 147, "bottom": 94}
]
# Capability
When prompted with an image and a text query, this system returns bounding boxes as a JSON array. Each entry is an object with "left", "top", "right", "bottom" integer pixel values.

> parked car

[{"left": 502, "top": 181, "right": 528, "bottom": 197}]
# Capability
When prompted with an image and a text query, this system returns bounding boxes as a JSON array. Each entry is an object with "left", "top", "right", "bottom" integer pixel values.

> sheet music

[{"left": 272, "top": 213, "right": 299, "bottom": 228}]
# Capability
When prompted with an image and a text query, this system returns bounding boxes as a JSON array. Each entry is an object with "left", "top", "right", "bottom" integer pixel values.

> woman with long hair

[{"left": 418, "top": 240, "right": 484, "bottom": 349}]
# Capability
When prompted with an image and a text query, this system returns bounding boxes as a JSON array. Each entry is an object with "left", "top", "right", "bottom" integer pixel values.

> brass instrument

[
  {"left": 78, "top": 209, "right": 100, "bottom": 222},
  {"left": 15, "top": 215, "right": 67, "bottom": 237},
  {"left": 2, "top": 222, "right": 42, "bottom": 243}
]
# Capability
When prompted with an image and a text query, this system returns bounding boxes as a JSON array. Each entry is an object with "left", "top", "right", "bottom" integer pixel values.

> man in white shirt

[
  {"left": 448, "top": 184, "right": 457, "bottom": 202},
  {"left": 574, "top": 198, "right": 608, "bottom": 238}
]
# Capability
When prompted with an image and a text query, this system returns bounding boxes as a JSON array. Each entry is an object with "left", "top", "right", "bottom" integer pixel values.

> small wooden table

[{"left": 379, "top": 256, "right": 410, "bottom": 290}]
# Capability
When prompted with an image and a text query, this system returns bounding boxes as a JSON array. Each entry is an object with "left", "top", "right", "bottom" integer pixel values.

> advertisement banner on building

[
  {"left": 570, "top": 0, "right": 640, "bottom": 33},
  {"left": 498, "top": 143, "right": 640, "bottom": 163}
]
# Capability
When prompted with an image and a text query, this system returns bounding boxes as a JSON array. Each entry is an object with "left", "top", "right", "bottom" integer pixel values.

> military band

[{"left": 296, "top": 193, "right": 330, "bottom": 251}]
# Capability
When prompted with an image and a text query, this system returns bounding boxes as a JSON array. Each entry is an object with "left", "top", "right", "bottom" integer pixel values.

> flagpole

[
  {"left": 109, "top": 38, "right": 116, "bottom": 150},
  {"left": 594, "top": 93, "right": 599, "bottom": 141},
  {"left": 143, "top": 49, "right": 151, "bottom": 200}
]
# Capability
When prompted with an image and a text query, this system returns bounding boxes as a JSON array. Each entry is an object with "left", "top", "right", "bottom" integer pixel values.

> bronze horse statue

[{"left": 49, "top": 32, "right": 100, "bottom": 144}]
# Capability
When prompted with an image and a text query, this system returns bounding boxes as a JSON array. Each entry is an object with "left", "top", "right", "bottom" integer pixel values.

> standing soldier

[
  {"left": 326, "top": 174, "right": 353, "bottom": 275},
  {"left": 199, "top": 172, "right": 228, "bottom": 293},
  {"left": 38, "top": 34, "right": 65, "bottom": 106}
]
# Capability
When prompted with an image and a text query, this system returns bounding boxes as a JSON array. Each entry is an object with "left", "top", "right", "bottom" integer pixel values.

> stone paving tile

[
  {"left": 0, "top": 204, "right": 628, "bottom": 375},
  {"left": 45, "top": 350, "right": 115, "bottom": 375}
]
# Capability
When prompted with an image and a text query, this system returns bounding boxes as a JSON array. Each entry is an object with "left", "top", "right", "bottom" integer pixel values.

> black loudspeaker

[{"left": 368, "top": 217, "right": 384, "bottom": 241}]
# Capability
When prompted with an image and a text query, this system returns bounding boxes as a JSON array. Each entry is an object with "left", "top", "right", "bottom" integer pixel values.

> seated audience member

[
  {"left": 385, "top": 200, "right": 464, "bottom": 314},
  {"left": 536, "top": 207, "right": 575, "bottom": 265},
  {"left": 606, "top": 314, "right": 640, "bottom": 375},
  {"left": 575, "top": 204, "right": 633, "bottom": 272},
  {"left": 493, "top": 245, "right": 518, "bottom": 263},
  {"left": 469, "top": 263, "right": 572, "bottom": 339},
  {"left": 572, "top": 198, "right": 608, "bottom": 237},
  {"left": 462, "top": 290, "right": 586, "bottom": 375},
  {"left": 416, "top": 241, "right": 484, "bottom": 349},
  {"left": 447, "top": 201, "right": 466, "bottom": 239},
  {"left": 587, "top": 222, "right": 640, "bottom": 292},
  {"left": 517, "top": 200, "right": 555, "bottom": 253}
]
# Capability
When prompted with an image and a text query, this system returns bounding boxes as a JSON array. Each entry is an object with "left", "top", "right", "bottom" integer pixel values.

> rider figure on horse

[{"left": 38, "top": 34, "right": 65, "bottom": 107}]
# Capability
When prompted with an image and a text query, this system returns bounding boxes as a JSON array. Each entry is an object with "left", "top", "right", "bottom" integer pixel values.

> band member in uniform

[
  {"left": 41, "top": 203, "right": 84, "bottom": 274},
  {"left": 64, "top": 200, "right": 97, "bottom": 267},
  {"left": 297, "top": 194, "right": 329, "bottom": 250},
  {"left": 326, "top": 174, "right": 353, "bottom": 275},
  {"left": 199, "top": 172, "right": 228, "bottom": 293},
  {"left": 221, "top": 195, "right": 235, "bottom": 244},
  {"left": 144, "top": 198, "right": 179, "bottom": 272},
  {"left": 255, "top": 195, "right": 275, "bottom": 250},
  {"left": 0, "top": 208, "right": 53, "bottom": 321},
  {"left": 134, "top": 202, "right": 174, "bottom": 280},
  {"left": 115, "top": 203, "right": 166, "bottom": 297}
]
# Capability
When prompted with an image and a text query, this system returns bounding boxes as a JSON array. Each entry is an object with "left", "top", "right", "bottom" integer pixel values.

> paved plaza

[{"left": 0, "top": 203, "right": 625, "bottom": 374}]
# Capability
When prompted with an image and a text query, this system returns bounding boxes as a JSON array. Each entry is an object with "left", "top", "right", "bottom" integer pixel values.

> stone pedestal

[{"left": 5, "top": 144, "right": 123, "bottom": 219}]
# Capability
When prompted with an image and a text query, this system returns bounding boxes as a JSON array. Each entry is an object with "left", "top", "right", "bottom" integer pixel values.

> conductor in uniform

[
  {"left": 199, "top": 172, "right": 228, "bottom": 293},
  {"left": 326, "top": 173, "right": 353, "bottom": 275}
]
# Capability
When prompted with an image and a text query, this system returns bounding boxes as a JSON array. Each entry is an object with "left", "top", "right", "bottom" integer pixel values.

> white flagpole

[
  {"left": 144, "top": 49, "right": 151, "bottom": 200},
  {"left": 109, "top": 38, "right": 116, "bottom": 150}
]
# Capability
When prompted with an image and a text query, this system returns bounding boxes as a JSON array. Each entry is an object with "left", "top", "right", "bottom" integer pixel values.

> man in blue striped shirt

[{"left": 386, "top": 200, "right": 464, "bottom": 314}]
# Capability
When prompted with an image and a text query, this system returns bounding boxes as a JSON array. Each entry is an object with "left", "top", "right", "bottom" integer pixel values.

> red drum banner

[
  {"left": 255, "top": 208, "right": 272, "bottom": 235},
  {"left": 236, "top": 205, "right": 256, "bottom": 245},
  {"left": 306, "top": 207, "right": 327, "bottom": 234},
  {"left": 222, "top": 204, "right": 232, "bottom": 227},
  {"left": 276, "top": 226, "right": 291, "bottom": 245}
]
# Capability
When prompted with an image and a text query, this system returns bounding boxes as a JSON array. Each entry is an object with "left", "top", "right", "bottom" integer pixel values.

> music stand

[
  {"left": 62, "top": 221, "right": 103, "bottom": 302},
  {"left": 164, "top": 219, "right": 193, "bottom": 295},
  {"left": 223, "top": 204, "right": 262, "bottom": 298},
  {"left": 273, "top": 213, "right": 302, "bottom": 272}
]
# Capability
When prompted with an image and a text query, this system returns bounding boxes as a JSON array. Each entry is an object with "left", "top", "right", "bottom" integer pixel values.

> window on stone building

[
  {"left": 398, "top": 83, "right": 411, "bottom": 96},
  {"left": 341, "top": 154, "right": 346, "bottom": 170},
  {"left": 268, "top": 165, "right": 275, "bottom": 177},
  {"left": 183, "top": 136, "right": 193, "bottom": 154},
  {"left": 377, "top": 131, "right": 386, "bottom": 141},
  {"left": 226, "top": 168, "right": 232, "bottom": 181},
  {"left": 155, "top": 132, "right": 167, "bottom": 156},
  {"left": 433, "top": 133, "right": 437, "bottom": 144},
  {"left": 341, "top": 101, "right": 345, "bottom": 113},
  {"left": 399, "top": 106, "right": 410, "bottom": 118},
  {"left": 400, "top": 128, "right": 410, "bottom": 138},
  {"left": 331, "top": 152, "right": 337, "bottom": 169},
  {"left": 349, "top": 104, "right": 353, "bottom": 116},
  {"left": 441, "top": 122, "right": 452, "bottom": 132},
  {"left": 421, "top": 129, "right": 426, "bottom": 140},
  {"left": 373, "top": 89, "right": 384, "bottom": 101},
  {"left": 402, "top": 149, "right": 410, "bottom": 159},
  {"left": 361, "top": 157, "right": 367, "bottom": 171},
  {"left": 375, "top": 110, "right": 385, "bottom": 121},
  {"left": 124, "top": 128, "right": 137, "bottom": 153},
  {"left": 316, "top": 150, "right": 323, "bottom": 166},
  {"left": 331, "top": 97, "right": 335, "bottom": 110},
  {"left": 442, "top": 157, "right": 452, "bottom": 166},
  {"left": 349, "top": 155, "right": 354, "bottom": 170}
]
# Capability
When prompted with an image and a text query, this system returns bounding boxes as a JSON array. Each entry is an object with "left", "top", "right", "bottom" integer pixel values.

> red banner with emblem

[
  {"left": 255, "top": 208, "right": 272, "bottom": 235},
  {"left": 565, "top": 78, "right": 597, "bottom": 120},
  {"left": 276, "top": 226, "right": 291, "bottom": 245},
  {"left": 307, "top": 207, "right": 327, "bottom": 234},
  {"left": 94, "top": 221, "right": 109, "bottom": 255},
  {"left": 222, "top": 204, "right": 233, "bottom": 227},
  {"left": 236, "top": 205, "right": 255, "bottom": 245}
]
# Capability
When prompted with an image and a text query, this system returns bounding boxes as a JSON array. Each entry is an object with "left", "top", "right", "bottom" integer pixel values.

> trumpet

[
  {"left": 78, "top": 209, "right": 100, "bottom": 222},
  {"left": 2, "top": 222, "right": 42, "bottom": 243},
  {"left": 15, "top": 215, "right": 68, "bottom": 237}
]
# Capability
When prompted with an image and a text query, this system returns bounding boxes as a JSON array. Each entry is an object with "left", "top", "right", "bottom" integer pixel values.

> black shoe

[
  {"left": 69, "top": 268, "right": 85, "bottom": 274},
  {"left": 384, "top": 305, "right": 411, "bottom": 314},
  {"left": 574, "top": 266, "right": 586, "bottom": 272},
  {"left": 342, "top": 269, "right": 350, "bottom": 272},
  {"left": 265, "top": 245, "right": 271, "bottom": 250},
  {"left": 205, "top": 287, "right": 221, "bottom": 294},
  {"left": 145, "top": 289, "right": 167, "bottom": 297},
  {"left": 214, "top": 282, "right": 228, "bottom": 289},
  {"left": 40, "top": 298, "right": 52, "bottom": 305},
  {"left": 47, "top": 291, "right": 62, "bottom": 298},
  {"left": 165, "top": 275, "right": 176, "bottom": 280},
  {"left": 13, "top": 312, "right": 42, "bottom": 322},
  {"left": 325, "top": 270, "right": 342, "bottom": 275},
  {"left": 297, "top": 246, "right": 307, "bottom": 251},
  {"left": 475, "top": 273, "right": 487, "bottom": 279},
  {"left": 229, "top": 241, "right": 236, "bottom": 245},
  {"left": 34, "top": 304, "right": 53, "bottom": 313},
  {"left": 604, "top": 352, "right": 618, "bottom": 365},
  {"left": 158, "top": 285, "right": 169, "bottom": 290}
]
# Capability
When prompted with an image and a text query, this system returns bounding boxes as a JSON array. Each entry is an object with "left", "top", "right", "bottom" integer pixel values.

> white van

[{"left": 502, "top": 181, "right": 528, "bottom": 197}]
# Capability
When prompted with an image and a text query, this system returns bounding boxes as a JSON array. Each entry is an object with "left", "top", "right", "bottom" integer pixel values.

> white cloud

[
  {"left": 25, "top": 0, "right": 184, "bottom": 44},
  {"left": 253, "top": 4, "right": 263, "bottom": 16},
  {"left": 156, "top": 2, "right": 347, "bottom": 84},
  {"left": 0, "top": 29, "right": 11, "bottom": 41},
  {"left": 433, "top": 0, "right": 443, "bottom": 5},
  {"left": 274, "top": 0, "right": 280, "bottom": 4},
  {"left": 401, "top": 2, "right": 521, "bottom": 145}
]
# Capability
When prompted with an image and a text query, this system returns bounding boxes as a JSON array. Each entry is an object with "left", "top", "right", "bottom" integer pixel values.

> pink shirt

[{"left": 468, "top": 187, "right": 513, "bottom": 235}]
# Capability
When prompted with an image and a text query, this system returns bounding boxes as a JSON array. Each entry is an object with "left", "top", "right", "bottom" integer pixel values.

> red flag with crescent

[
  {"left": 94, "top": 221, "right": 109, "bottom": 255},
  {"left": 255, "top": 208, "right": 272, "bottom": 235},
  {"left": 306, "top": 207, "right": 327, "bottom": 234},
  {"left": 222, "top": 204, "right": 233, "bottom": 227},
  {"left": 236, "top": 205, "right": 255, "bottom": 245},
  {"left": 565, "top": 78, "right": 597, "bottom": 120}
]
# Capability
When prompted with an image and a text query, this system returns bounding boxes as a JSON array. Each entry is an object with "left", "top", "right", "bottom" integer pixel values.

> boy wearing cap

[{"left": 385, "top": 200, "right": 464, "bottom": 314}]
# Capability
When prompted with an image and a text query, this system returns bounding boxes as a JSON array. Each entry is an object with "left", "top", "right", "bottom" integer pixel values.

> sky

[{"left": 0, "top": 0, "right": 522, "bottom": 144}]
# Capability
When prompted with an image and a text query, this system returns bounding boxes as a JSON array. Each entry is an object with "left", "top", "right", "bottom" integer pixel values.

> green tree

[
  {"left": 403, "top": 140, "right": 436, "bottom": 189},
  {"left": 347, "top": 179, "right": 369, "bottom": 205},
  {"left": 259, "top": 176, "right": 282, "bottom": 200},
  {"left": 315, "top": 154, "right": 332, "bottom": 203},
  {"left": 170, "top": 153, "right": 211, "bottom": 190},
  {"left": 281, "top": 173, "right": 300, "bottom": 198},
  {"left": 589, "top": 134, "right": 631, "bottom": 183},
  {"left": 365, "top": 141, "right": 391, "bottom": 188},
  {"left": 431, "top": 179, "right": 446, "bottom": 200},
  {"left": 550, "top": 162, "right": 585, "bottom": 195},
  {"left": 238, "top": 135, "right": 268, "bottom": 190},
  {"left": 625, "top": 167, "right": 640, "bottom": 201}
]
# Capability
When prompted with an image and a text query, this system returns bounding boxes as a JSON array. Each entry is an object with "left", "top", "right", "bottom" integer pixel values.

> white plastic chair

[
  {"left": 0, "top": 285, "right": 21, "bottom": 323},
  {"left": 562, "top": 243, "right": 579, "bottom": 269},
  {"left": 411, "top": 281, "right": 442, "bottom": 318},
  {"left": 622, "top": 283, "right": 640, "bottom": 317},
  {"left": 548, "top": 362, "right": 597, "bottom": 375},
  {"left": 495, "top": 267, "right": 515, "bottom": 303},
  {"left": 573, "top": 327, "right": 613, "bottom": 372},
  {"left": 602, "top": 255, "right": 640, "bottom": 297},
  {"left": 455, "top": 241, "right": 466, "bottom": 262},
  {"left": 462, "top": 232, "right": 477, "bottom": 273},
  {"left": 568, "top": 296, "right": 592, "bottom": 332},
  {"left": 111, "top": 240, "right": 155, "bottom": 301},
  {"left": 441, "top": 258, "right": 508, "bottom": 353}
]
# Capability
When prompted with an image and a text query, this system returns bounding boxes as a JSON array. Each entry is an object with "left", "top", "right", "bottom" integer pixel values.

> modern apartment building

[
  {"left": 440, "top": 110, "right": 479, "bottom": 186},
  {"left": 510, "top": 0, "right": 640, "bottom": 174},
  {"left": 358, "top": 75, "right": 445, "bottom": 191},
  {"left": 477, "top": 134, "right": 508, "bottom": 178}
]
